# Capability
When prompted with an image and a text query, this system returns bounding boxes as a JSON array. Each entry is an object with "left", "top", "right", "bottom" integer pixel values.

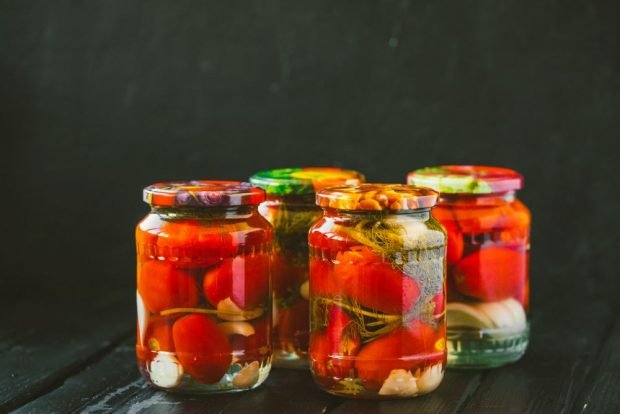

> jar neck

[
  {"left": 263, "top": 193, "right": 317, "bottom": 207},
  {"left": 151, "top": 205, "right": 259, "bottom": 219},
  {"left": 439, "top": 191, "right": 516, "bottom": 206},
  {"left": 322, "top": 208, "right": 431, "bottom": 221}
]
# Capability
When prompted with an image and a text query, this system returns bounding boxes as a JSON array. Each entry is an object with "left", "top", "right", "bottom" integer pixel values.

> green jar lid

[
  {"left": 250, "top": 167, "right": 364, "bottom": 195},
  {"left": 407, "top": 165, "right": 523, "bottom": 194}
]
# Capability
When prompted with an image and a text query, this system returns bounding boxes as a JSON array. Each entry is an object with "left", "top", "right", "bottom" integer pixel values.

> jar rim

[
  {"left": 407, "top": 165, "right": 523, "bottom": 194},
  {"left": 316, "top": 184, "right": 438, "bottom": 211},
  {"left": 249, "top": 167, "right": 364, "bottom": 195},
  {"left": 143, "top": 180, "right": 265, "bottom": 207}
]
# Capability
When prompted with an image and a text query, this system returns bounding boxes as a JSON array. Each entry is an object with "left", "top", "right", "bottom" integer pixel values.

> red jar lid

[
  {"left": 143, "top": 180, "right": 265, "bottom": 207},
  {"left": 316, "top": 184, "right": 438, "bottom": 211},
  {"left": 407, "top": 165, "right": 523, "bottom": 194}
]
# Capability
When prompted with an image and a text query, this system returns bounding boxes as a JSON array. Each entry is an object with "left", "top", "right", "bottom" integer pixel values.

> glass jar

[
  {"left": 135, "top": 181, "right": 273, "bottom": 393},
  {"left": 250, "top": 168, "right": 364, "bottom": 368},
  {"left": 408, "top": 166, "right": 530, "bottom": 368},
  {"left": 308, "top": 184, "right": 447, "bottom": 398}
]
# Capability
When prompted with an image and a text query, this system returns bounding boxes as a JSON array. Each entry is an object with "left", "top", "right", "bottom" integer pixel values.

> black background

[{"left": 3, "top": 1, "right": 619, "bottom": 315}]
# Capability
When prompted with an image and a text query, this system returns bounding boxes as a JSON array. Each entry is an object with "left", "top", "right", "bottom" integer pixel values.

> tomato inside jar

[
  {"left": 249, "top": 167, "right": 364, "bottom": 368},
  {"left": 135, "top": 180, "right": 272, "bottom": 393},
  {"left": 408, "top": 166, "right": 530, "bottom": 368},
  {"left": 308, "top": 184, "right": 447, "bottom": 398}
]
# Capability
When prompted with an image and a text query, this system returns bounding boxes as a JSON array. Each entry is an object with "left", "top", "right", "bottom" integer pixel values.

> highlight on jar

[
  {"left": 408, "top": 166, "right": 530, "bottom": 369},
  {"left": 308, "top": 184, "right": 447, "bottom": 398},
  {"left": 135, "top": 181, "right": 273, "bottom": 393},
  {"left": 249, "top": 167, "right": 364, "bottom": 368}
]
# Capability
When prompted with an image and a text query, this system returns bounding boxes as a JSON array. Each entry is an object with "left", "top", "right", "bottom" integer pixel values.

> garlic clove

[
  {"left": 232, "top": 361, "right": 261, "bottom": 388},
  {"left": 498, "top": 298, "right": 527, "bottom": 331},
  {"left": 136, "top": 291, "right": 149, "bottom": 346},
  {"left": 218, "top": 321, "right": 255, "bottom": 337},
  {"left": 416, "top": 363, "right": 444, "bottom": 394},
  {"left": 476, "top": 301, "right": 515, "bottom": 329},
  {"left": 378, "top": 369, "right": 419, "bottom": 397},
  {"left": 148, "top": 352, "right": 184, "bottom": 389},
  {"left": 217, "top": 297, "right": 264, "bottom": 321},
  {"left": 299, "top": 280, "right": 310, "bottom": 300},
  {"left": 446, "top": 302, "right": 495, "bottom": 329}
]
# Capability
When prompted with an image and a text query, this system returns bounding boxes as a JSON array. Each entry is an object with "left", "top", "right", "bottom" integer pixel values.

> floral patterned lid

[
  {"left": 316, "top": 184, "right": 438, "bottom": 211},
  {"left": 407, "top": 165, "right": 523, "bottom": 194},
  {"left": 249, "top": 167, "right": 364, "bottom": 195},
  {"left": 143, "top": 180, "right": 265, "bottom": 207}
]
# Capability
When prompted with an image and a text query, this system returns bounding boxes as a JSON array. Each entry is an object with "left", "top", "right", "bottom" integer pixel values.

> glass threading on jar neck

[
  {"left": 263, "top": 193, "right": 318, "bottom": 208},
  {"left": 151, "top": 205, "right": 259, "bottom": 220},
  {"left": 438, "top": 191, "right": 517, "bottom": 207},
  {"left": 321, "top": 207, "right": 432, "bottom": 221}
]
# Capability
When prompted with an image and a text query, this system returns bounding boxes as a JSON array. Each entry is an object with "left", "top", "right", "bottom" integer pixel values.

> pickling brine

[
  {"left": 408, "top": 166, "right": 530, "bottom": 368},
  {"left": 135, "top": 181, "right": 273, "bottom": 393},
  {"left": 250, "top": 168, "right": 364, "bottom": 368},
  {"left": 308, "top": 184, "right": 447, "bottom": 398}
]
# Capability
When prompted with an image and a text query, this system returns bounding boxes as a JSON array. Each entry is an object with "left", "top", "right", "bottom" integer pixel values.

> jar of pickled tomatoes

[
  {"left": 308, "top": 184, "right": 447, "bottom": 398},
  {"left": 135, "top": 181, "right": 273, "bottom": 393},
  {"left": 408, "top": 166, "right": 530, "bottom": 368},
  {"left": 249, "top": 168, "right": 364, "bottom": 368}
]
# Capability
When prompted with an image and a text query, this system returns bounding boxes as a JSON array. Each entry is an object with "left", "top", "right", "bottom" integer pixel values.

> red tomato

[
  {"left": 309, "top": 221, "right": 356, "bottom": 252},
  {"left": 334, "top": 247, "right": 420, "bottom": 314},
  {"left": 145, "top": 317, "right": 175, "bottom": 352},
  {"left": 235, "top": 220, "right": 272, "bottom": 248},
  {"left": 432, "top": 291, "right": 445, "bottom": 316},
  {"left": 136, "top": 316, "right": 176, "bottom": 370},
  {"left": 229, "top": 315, "right": 271, "bottom": 363},
  {"left": 309, "top": 332, "right": 332, "bottom": 378},
  {"left": 271, "top": 254, "right": 307, "bottom": 297},
  {"left": 135, "top": 343, "right": 150, "bottom": 364},
  {"left": 517, "top": 264, "right": 530, "bottom": 309},
  {"left": 135, "top": 226, "right": 159, "bottom": 260},
  {"left": 276, "top": 298, "right": 309, "bottom": 353},
  {"left": 138, "top": 260, "right": 199, "bottom": 313},
  {"left": 453, "top": 247, "right": 526, "bottom": 301},
  {"left": 309, "top": 258, "right": 343, "bottom": 297},
  {"left": 172, "top": 314, "right": 232, "bottom": 384},
  {"left": 326, "top": 306, "right": 360, "bottom": 356},
  {"left": 325, "top": 306, "right": 360, "bottom": 377},
  {"left": 310, "top": 309, "right": 362, "bottom": 379},
  {"left": 202, "top": 255, "right": 269, "bottom": 309},
  {"left": 355, "top": 321, "right": 443, "bottom": 387},
  {"left": 435, "top": 203, "right": 529, "bottom": 236},
  {"left": 157, "top": 220, "right": 238, "bottom": 269},
  {"left": 434, "top": 205, "right": 494, "bottom": 235},
  {"left": 441, "top": 220, "right": 464, "bottom": 265},
  {"left": 309, "top": 332, "right": 356, "bottom": 379}
]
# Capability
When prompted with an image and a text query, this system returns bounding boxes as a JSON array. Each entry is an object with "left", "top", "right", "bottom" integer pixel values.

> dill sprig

[
  {"left": 272, "top": 204, "right": 322, "bottom": 265},
  {"left": 312, "top": 297, "right": 402, "bottom": 343},
  {"left": 334, "top": 215, "right": 447, "bottom": 329},
  {"left": 339, "top": 215, "right": 446, "bottom": 271}
]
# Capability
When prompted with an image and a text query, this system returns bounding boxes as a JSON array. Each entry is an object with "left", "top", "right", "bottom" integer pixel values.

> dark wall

[{"left": 3, "top": 1, "right": 619, "bottom": 309}]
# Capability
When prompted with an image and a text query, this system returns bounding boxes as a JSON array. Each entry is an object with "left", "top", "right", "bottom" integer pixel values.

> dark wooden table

[{"left": 1, "top": 287, "right": 618, "bottom": 414}]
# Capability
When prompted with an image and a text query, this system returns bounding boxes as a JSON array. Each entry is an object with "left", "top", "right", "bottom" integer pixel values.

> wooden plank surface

[
  {"left": 571, "top": 315, "right": 620, "bottom": 414},
  {"left": 0, "top": 293, "right": 133, "bottom": 413},
  {"left": 13, "top": 341, "right": 144, "bottom": 414},
  {"left": 460, "top": 299, "right": 614, "bottom": 414},
  {"left": 331, "top": 298, "right": 616, "bottom": 414},
  {"left": 15, "top": 338, "right": 342, "bottom": 414},
  {"left": 110, "top": 369, "right": 342, "bottom": 414},
  {"left": 330, "top": 370, "right": 485, "bottom": 414},
  {"left": 7, "top": 296, "right": 618, "bottom": 413}
]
